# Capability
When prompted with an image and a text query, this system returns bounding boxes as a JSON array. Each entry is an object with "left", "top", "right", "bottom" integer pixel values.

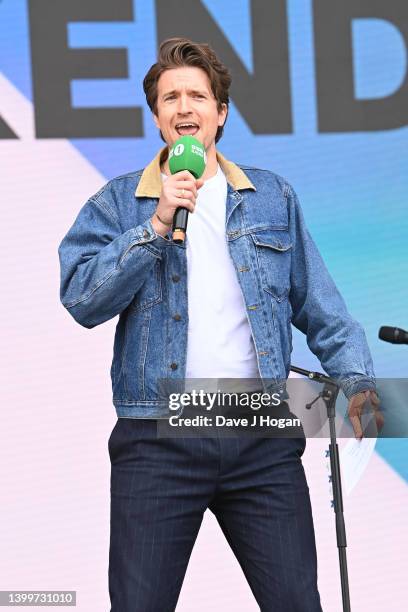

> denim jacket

[{"left": 58, "top": 148, "right": 376, "bottom": 418}]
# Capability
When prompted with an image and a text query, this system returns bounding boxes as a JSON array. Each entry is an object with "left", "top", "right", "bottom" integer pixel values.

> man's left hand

[{"left": 347, "top": 390, "right": 384, "bottom": 440}]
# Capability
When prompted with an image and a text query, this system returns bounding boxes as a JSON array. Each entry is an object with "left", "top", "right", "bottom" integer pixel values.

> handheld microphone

[
  {"left": 168, "top": 136, "right": 206, "bottom": 243},
  {"left": 379, "top": 326, "right": 408, "bottom": 345}
]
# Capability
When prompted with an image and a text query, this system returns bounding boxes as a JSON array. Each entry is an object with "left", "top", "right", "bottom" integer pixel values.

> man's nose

[{"left": 177, "top": 95, "right": 192, "bottom": 115}]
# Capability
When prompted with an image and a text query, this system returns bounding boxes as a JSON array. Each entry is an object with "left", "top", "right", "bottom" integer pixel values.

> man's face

[{"left": 153, "top": 66, "right": 227, "bottom": 150}]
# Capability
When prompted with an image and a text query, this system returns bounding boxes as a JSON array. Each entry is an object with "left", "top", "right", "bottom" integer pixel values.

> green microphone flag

[{"left": 168, "top": 135, "right": 206, "bottom": 178}]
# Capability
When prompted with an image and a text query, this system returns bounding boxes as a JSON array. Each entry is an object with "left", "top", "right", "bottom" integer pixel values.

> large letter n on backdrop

[{"left": 156, "top": 0, "right": 292, "bottom": 134}]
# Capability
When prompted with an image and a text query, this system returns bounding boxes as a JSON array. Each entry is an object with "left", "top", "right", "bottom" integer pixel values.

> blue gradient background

[{"left": 1, "top": 0, "right": 406, "bottom": 478}]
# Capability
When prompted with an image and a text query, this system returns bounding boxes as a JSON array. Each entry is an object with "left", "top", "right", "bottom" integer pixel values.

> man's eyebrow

[
  {"left": 162, "top": 89, "right": 209, "bottom": 98},
  {"left": 161, "top": 90, "right": 177, "bottom": 98}
]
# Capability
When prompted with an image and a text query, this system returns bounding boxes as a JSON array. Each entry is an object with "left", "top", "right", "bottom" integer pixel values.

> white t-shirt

[{"left": 161, "top": 165, "right": 261, "bottom": 391}]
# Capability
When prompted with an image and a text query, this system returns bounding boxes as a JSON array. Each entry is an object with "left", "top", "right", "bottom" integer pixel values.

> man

[{"left": 58, "top": 38, "right": 383, "bottom": 611}]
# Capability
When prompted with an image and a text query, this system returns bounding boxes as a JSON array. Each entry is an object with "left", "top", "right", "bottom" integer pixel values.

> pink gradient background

[{"left": 1, "top": 75, "right": 406, "bottom": 611}]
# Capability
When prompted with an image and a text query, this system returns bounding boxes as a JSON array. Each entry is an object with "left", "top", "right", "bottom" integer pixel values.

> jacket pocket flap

[{"left": 250, "top": 229, "right": 292, "bottom": 252}]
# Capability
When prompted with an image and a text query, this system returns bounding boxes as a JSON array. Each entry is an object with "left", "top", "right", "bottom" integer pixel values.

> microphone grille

[{"left": 379, "top": 326, "right": 394, "bottom": 342}]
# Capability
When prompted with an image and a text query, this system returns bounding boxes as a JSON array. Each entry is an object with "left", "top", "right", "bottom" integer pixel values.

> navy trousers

[{"left": 108, "top": 417, "right": 323, "bottom": 611}]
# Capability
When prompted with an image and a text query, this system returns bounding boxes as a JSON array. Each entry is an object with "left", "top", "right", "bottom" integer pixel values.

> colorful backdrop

[{"left": 1, "top": 1, "right": 407, "bottom": 610}]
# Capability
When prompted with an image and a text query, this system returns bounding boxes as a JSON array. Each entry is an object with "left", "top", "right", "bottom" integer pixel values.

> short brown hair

[{"left": 143, "top": 37, "right": 231, "bottom": 143}]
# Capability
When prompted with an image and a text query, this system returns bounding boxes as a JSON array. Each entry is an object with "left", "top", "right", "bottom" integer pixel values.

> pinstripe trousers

[{"left": 108, "top": 415, "right": 323, "bottom": 611}]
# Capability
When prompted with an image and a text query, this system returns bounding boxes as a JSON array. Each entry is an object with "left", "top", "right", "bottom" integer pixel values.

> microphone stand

[{"left": 290, "top": 365, "right": 351, "bottom": 612}]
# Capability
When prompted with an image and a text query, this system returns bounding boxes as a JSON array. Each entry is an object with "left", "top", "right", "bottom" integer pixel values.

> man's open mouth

[{"left": 175, "top": 122, "right": 199, "bottom": 136}]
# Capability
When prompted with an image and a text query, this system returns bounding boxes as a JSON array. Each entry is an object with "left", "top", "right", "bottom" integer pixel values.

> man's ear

[
  {"left": 153, "top": 113, "right": 160, "bottom": 129},
  {"left": 219, "top": 103, "right": 228, "bottom": 127}
]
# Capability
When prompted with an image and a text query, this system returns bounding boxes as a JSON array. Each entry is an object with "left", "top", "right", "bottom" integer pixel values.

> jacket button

[
  {"left": 171, "top": 274, "right": 180, "bottom": 282},
  {"left": 170, "top": 362, "right": 178, "bottom": 370},
  {"left": 143, "top": 229, "right": 150, "bottom": 238},
  {"left": 173, "top": 313, "right": 181, "bottom": 321}
]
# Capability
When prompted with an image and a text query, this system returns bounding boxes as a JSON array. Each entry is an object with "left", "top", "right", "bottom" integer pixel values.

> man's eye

[{"left": 165, "top": 95, "right": 175, "bottom": 101}]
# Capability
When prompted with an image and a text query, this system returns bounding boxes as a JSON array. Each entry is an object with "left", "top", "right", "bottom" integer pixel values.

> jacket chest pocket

[
  {"left": 250, "top": 229, "right": 292, "bottom": 301},
  {"left": 129, "top": 258, "right": 163, "bottom": 313}
]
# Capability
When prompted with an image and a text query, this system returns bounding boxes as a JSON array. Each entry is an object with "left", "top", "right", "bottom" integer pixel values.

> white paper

[{"left": 340, "top": 437, "right": 377, "bottom": 495}]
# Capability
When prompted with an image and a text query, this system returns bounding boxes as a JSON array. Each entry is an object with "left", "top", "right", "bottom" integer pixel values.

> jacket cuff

[
  {"left": 341, "top": 376, "right": 377, "bottom": 400},
  {"left": 132, "top": 218, "right": 171, "bottom": 258}
]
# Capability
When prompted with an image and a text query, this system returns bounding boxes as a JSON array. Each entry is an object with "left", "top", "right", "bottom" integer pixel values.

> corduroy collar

[{"left": 135, "top": 146, "right": 256, "bottom": 197}]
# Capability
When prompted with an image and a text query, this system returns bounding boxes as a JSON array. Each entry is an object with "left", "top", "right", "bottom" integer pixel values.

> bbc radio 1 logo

[
  {"left": 174, "top": 143, "right": 185, "bottom": 157},
  {"left": 168, "top": 143, "right": 185, "bottom": 160}
]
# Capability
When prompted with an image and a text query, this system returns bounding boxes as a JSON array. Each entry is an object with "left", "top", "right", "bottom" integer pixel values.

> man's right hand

[
  {"left": 152, "top": 170, "right": 204, "bottom": 236},
  {"left": 347, "top": 390, "right": 384, "bottom": 440}
]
